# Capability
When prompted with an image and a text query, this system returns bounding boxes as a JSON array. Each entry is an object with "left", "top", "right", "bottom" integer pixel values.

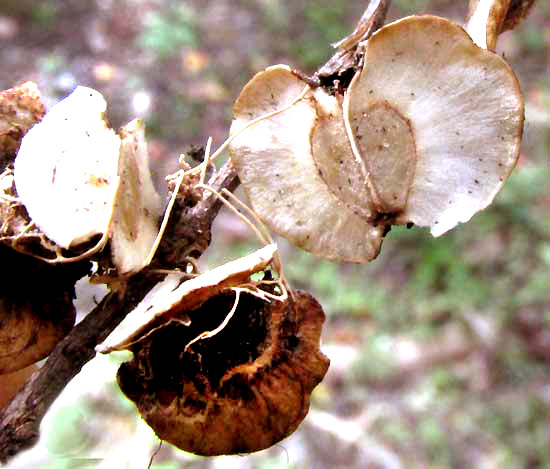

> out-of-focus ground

[{"left": 1, "top": 1, "right": 549, "bottom": 468}]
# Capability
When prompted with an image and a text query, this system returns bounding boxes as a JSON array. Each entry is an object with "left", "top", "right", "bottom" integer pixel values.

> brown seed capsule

[
  {"left": 0, "top": 364, "right": 36, "bottom": 410},
  {"left": 0, "top": 81, "right": 45, "bottom": 160},
  {"left": 116, "top": 289, "right": 329, "bottom": 456},
  {"left": 0, "top": 244, "right": 86, "bottom": 374}
]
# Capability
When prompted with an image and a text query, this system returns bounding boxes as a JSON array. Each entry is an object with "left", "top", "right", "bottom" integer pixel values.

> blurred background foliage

[{"left": 0, "top": 0, "right": 548, "bottom": 468}]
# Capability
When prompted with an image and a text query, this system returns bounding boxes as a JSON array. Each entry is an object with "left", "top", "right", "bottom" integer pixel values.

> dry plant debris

[{"left": 0, "top": 82, "right": 45, "bottom": 160}]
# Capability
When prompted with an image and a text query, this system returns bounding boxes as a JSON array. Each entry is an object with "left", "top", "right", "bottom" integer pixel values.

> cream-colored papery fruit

[
  {"left": 110, "top": 119, "right": 162, "bottom": 274},
  {"left": 466, "top": 0, "right": 511, "bottom": 50},
  {"left": 14, "top": 87, "right": 163, "bottom": 273},
  {"left": 229, "top": 65, "right": 383, "bottom": 263},
  {"left": 99, "top": 243, "right": 278, "bottom": 353},
  {"left": 344, "top": 15, "right": 524, "bottom": 237},
  {"left": 14, "top": 87, "right": 121, "bottom": 249}
]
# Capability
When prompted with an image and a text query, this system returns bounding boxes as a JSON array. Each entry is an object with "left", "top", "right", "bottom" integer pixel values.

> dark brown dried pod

[
  {"left": 501, "top": 0, "right": 536, "bottom": 32},
  {"left": 0, "top": 364, "right": 36, "bottom": 410},
  {"left": 116, "top": 290, "right": 329, "bottom": 456},
  {"left": 0, "top": 244, "right": 87, "bottom": 374}
]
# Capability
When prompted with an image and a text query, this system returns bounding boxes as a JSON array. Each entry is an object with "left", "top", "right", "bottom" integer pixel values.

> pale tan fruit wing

[
  {"left": 99, "top": 243, "right": 278, "bottom": 352},
  {"left": 14, "top": 86, "right": 121, "bottom": 248},
  {"left": 229, "top": 65, "right": 383, "bottom": 263},
  {"left": 0, "top": 365, "right": 37, "bottom": 410},
  {"left": 310, "top": 89, "right": 376, "bottom": 221},
  {"left": 345, "top": 16, "right": 523, "bottom": 236},
  {"left": 110, "top": 119, "right": 162, "bottom": 274},
  {"left": 466, "top": 0, "right": 511, "bottom": 51}
]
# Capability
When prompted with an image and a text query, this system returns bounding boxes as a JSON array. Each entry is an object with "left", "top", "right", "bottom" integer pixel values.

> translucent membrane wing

[
  {"left": 229, "top": 65, "right": 383, "bottom": 263},
  {"left": 14, "top": 87, "right": 121, "bottom": 248},
  {"left": 310, "top": 89, "right": 375, "bottom": 220},
  {"left": 110, "top": 119, "right": 162, "bottom": 274},
  {"left": 99, "top": 243, "right": 277, "bottom": 352},
  {"left": 345, "top": 16, "right": 523, "bottom": 236}
]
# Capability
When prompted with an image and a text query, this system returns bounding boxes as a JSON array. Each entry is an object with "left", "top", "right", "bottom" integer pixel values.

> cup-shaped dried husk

[
  {"left": 116, "top": 289, "right": 329, "bottom": 456},
  {"left": 0, "top": 244, "right": 86, "bottom": 374},
  {"left": 99, "top": 243, "right": 328, "bottom": 456}
]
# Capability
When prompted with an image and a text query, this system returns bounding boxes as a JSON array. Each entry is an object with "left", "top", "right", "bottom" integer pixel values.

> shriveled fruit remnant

[
  {"left": 100, "top": 244, "right": 329, "bottom": 455},
  {"left": 3, "top": 85, "right": 162, "bottom": 274},
  {"left": 229, "top": 15, "right": 524, "bottom": 263},
  {"left": 0, "top": 82, "right": 45, "bottom": 161},
  {"left": 116, "top": 289, "right": 329, "bottom": 456},
  {"left": 0, "top": 244, "right": 88, "bottom": 374}
]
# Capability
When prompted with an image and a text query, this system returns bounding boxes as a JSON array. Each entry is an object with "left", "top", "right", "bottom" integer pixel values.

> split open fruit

[{"left": 229, "top": 15, "right": 524, "bottom": 263}]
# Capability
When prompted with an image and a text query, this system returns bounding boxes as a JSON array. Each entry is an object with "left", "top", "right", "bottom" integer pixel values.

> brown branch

[{"left": 0, "top": 1, "right": 390, "bottom": 463}]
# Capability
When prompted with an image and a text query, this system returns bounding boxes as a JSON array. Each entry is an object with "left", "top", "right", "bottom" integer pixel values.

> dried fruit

[
  {"left": 229, "top": 65, "right": 384, "bottom": 263},
  {"left": 466, "top": 0, "right": 536, "bottom": 51},
  {"left": 10, "top": 86, "right": 162, "bottom": 273},
  {"left": 229, "top": 15, "right": 524, "bottom": 262},
  {"left": 116, "top": 290, "right": 328, "bottom": 456},
  {"left": 0, "top": 82, "right": 45, "bottom": 161},
  {"left": 100, "top": 244, "right": 329, "bottom": 455},
  {"left": 0, "top": 364, "right": 36, "bottom": 410},
  {"left": 0, "top": 244, "right": 84, "bottom": 374},
  {"left": 344, "top": 15, "right": 524, "bottom": 236}
]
